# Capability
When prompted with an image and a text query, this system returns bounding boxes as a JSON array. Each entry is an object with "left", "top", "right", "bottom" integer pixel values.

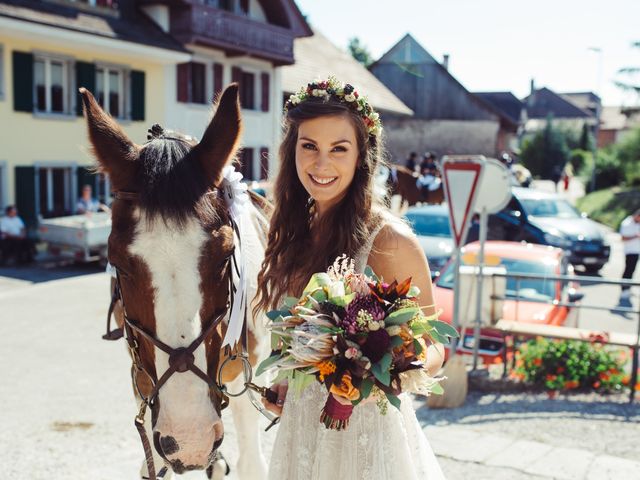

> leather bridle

[{"left": 103, "top": 188, "right": 278, "bottom": 480}]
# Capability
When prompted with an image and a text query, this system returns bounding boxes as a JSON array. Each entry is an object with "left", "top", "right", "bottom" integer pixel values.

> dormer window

[{"left": 203, "top": 0, "right": 248, "bottom": 15}]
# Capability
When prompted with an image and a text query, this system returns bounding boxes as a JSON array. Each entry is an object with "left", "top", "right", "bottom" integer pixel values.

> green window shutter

[
  {"left": 12, "top": 51, "right": 34, "bottom": 113},
  {"left": 15, "top": 166, "right": 37, "bottom": 230},
  {"left": 76, "top": 61, "right": 96, "bottom": 116},
  {"left": 130, "top": 70, "right": 145, "bottom": 121}
]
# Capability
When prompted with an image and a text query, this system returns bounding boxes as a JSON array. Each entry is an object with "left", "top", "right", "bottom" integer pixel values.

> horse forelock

[{"left": 137, "top": 135, "right": 221, "bottom": 229}]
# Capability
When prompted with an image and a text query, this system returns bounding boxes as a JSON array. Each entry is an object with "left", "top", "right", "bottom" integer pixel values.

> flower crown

[{"left": 285, "top": 76, "right": 382, "bottom": 137}]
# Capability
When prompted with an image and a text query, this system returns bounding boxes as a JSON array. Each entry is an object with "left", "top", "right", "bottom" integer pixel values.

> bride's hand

[{"left": 262, "top": 380, "right": 288, "bottom": 415}]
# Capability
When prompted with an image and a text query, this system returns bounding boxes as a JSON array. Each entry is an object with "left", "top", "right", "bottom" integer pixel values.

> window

[
  {"left": 96, "top": 66, "right": 126, "bottom": 118},
  {"left": 239, "top": 148, "right": 254, "bottom": 180},
  {"left": 70, "top": 0, "right": 117, "bottom": 9},
  {"left": 37, "top": 166, "right": 75, "bottom": 218},
  {"left": 240, "top": 71, "right": 255, "bottom": 110},
  {"left": 177, "top": 62, "right": 206, "bottom": 104},
  {"left": 34, "top": 55, "right": 71, "bottom": 114}
]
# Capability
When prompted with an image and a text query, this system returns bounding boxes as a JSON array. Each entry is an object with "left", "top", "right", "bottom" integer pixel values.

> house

[
  {"left": 140, "top": 0, "right": 311, "bottom": 182},
  {"left": 598, "top": 106, "right": 640, "bottom": 147},
  {"left": 0, "top": 0, "right": 190, "bottom": 227},
  {"left": 522, "top": 84, "right": 596, "bottom": 134},
  {"left": 369, "top": 34, "right": 518, "bottom": 161},
  {"left": 473, "top": 92, "right": 525, "bottom": 154},
  {"left": 0, "top": 0, "right": 311, "bottom": 228},
  {"left": 279, "top": 28, "right": 412, "bottom": 117}
]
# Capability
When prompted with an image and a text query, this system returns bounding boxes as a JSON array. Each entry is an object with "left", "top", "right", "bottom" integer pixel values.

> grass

[{"left": 576, "top": 187, "right": 640, "bottom": 230}]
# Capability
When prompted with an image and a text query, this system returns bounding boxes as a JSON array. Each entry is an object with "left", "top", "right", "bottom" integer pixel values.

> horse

[{"left": 80, "top": 84, "right": 272, "bottom": 479}]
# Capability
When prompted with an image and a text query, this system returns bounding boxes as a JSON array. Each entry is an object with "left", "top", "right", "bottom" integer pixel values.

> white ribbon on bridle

[{"left": 220, "top": 165, "right": 250, "bottom": 348}]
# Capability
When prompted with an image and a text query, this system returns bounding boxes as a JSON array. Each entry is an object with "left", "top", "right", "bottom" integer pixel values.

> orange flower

[
  {"left": 329, "top": 372, "right": 361, "bottom": 401},
  {"left": 546, "top": 374, "right": 557, "bottom": 382},
  {"left": 317, "top": 360, "right": 336, "bottom": 382},
  {"left": 557, "top": 367, "right": 565, "bottom": 373},
  {"left": 622, "top": 375, "right": 630, "bottom": 386},
  {"left": 533, "top": 358, "right": 543, "bottom": 367},
  {"left": 593, "top": 381, "right": 601, "bottom": 389}
]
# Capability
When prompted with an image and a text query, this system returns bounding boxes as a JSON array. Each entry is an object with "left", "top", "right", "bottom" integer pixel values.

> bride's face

[{"left": 295, "top": 114, "right": 359, "bottom": 212}]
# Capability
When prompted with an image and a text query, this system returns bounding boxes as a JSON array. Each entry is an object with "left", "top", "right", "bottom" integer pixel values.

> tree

[
  {"left": 616, "top": 41, "right": 640, "bottom": 115},
  {"left": 578, "top": 123, "right": 595, "bottom": 151},
  {"left": 520, "top": 116, "right": 570, "bottom": 179},
  {"left": 348, "top": 37, "right": 373, "bottom": 67}
]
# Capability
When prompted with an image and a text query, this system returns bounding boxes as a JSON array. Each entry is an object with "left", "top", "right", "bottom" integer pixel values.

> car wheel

[{"left": 583, "top": 265, "right": 601, "bottom": 274}]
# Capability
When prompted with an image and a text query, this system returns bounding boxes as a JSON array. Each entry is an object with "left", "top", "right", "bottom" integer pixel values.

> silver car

[{"left": 404, "top": 204, "right": 454, "bottom": 277}]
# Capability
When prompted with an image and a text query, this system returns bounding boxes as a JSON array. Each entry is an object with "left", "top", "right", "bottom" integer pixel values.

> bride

[{"left": 255, "top": 77, "right": 446, "bottom": 479}]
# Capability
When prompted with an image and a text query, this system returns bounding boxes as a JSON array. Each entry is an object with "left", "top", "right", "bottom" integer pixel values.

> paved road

[{"left": 2, "top": 268, "right": 639, "bottom": 480}]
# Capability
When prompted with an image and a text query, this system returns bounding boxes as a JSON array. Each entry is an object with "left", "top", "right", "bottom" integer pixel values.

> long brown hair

[{"left": 255, "top": 97, "right": 387, "bottom": 312}]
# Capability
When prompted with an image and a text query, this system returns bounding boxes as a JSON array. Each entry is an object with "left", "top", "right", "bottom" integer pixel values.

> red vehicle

[{"left": 432, "top": 241, "right": 582, "bottom": 363}]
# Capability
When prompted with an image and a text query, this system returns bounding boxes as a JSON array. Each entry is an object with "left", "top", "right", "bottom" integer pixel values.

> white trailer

[{"left": 38, "top": 213, "right": 111, "bottom": 264}]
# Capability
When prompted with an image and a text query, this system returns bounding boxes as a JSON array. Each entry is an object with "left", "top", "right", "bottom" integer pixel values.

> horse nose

[{"left": 158, "top": 435, "right": 180, "bottom": 457}]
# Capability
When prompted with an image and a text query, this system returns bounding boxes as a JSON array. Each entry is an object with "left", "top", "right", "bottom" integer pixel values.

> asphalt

[{"left": 2, "top": 268, "right": 639, "bottom": 480}]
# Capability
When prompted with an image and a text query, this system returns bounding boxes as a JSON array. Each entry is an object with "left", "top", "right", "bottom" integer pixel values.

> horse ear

[
  {"left": 79, "top": 88, "right": 138, "bottom": 188},
  {"left": 192, "top": 83, "right": 243, "bottom": 187}
]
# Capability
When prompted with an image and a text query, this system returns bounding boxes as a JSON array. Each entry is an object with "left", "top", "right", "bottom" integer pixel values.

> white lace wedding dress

[{"left": 268, "top": 213, "right": 446, "bottom": 480}]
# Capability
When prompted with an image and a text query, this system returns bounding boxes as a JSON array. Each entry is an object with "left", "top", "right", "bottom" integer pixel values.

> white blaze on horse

[{"left": 80, "top": 84, "right": 272, "bottom": 479}]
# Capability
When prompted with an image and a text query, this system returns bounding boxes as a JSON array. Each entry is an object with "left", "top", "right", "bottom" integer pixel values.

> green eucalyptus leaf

[
  {"left": 385, "top": 307, "right": 420, "bottom": 325},
  {"left": 256, "top": 354, "right": 281, "bottom": 377},
  {"left": 360, "top": 377, "right": 374, "bottom": 399},
  {"left": 385, "top": 393, "right": 402, "bottom": 410},
  {"left": 371, "top": 362, "right": 391, "bottom": 386},
  {"left": 430, "top": 320, "right": 460, "bottom": 339}
]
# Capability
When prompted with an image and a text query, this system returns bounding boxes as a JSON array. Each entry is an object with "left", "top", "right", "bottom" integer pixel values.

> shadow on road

[{"left": 0, "top": 262, "right": 104, "bottom": 284}]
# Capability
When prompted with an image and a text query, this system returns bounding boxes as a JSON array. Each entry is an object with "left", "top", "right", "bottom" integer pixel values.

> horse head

[{"left": 81, "top": 84, "right": 242, "bottom": 473}]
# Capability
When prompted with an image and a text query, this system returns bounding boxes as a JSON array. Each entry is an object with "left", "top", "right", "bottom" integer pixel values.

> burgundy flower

[{"left": 361, "top": 329, "right": 390, "bottom": 363}]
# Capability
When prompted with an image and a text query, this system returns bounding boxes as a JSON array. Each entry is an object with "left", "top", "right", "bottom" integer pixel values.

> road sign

[
  {"left": 474, "top": 158, "right": 512, "bottom": 214},
  {"left": 441, "top": 157, "right": 484, "bottom": 247}
]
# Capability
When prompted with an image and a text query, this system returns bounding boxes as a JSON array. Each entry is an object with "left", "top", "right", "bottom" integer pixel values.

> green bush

[
  {"left": 592, "top": 150, "right": 625, "bottom": 190},
  {"left": 521, "top": 117, "right": 570, "bottom": 179},
  {"left": 615, "top": 127, "right": 640, "bottom": 186},
  {"left": 512, "top": 338, "right": 628, "bottom": 393},
  {"left": 569, "top": 149, "right": 592, "bottom": 176}
]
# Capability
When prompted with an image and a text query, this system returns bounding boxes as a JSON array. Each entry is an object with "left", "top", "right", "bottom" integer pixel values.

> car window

[
  {"left": 437, "top": 256, "right": 557, "bottom": 301},
  {"left": 520, "top": 198, "right": 580, "bottom": 219},
  {"left": 405, "top": 212, "right": 451, "bottom": 238}
]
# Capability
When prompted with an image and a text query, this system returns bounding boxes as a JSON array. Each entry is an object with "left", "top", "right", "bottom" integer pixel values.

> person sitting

[
  {"left": 416, "top": 165, "right": 441, "bottom": 197},
  {"left": 405, "top": 152, "right": 418, "bottom": 173},
  {"left": 0, "top": 205, "right": 34, "bottom": 265},
  {"left": 77, "top": 185, "right": 110, "bottom": 214},
  {"left": 420, "top": 151, "right": 437, "bottom": 175}
]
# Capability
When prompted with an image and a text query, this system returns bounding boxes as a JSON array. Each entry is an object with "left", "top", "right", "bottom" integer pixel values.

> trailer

[{"left": 38, "top": 213, "right": 111, "bottom": 264}]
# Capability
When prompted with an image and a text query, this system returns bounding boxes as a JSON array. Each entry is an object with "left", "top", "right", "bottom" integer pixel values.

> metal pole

[
  {"left": 631, "top": 307, "right": 640, "bottom": 403},
  {"left": 451, "top": 246, "right": 462, "bottom": 357},
  {"left": 472, "top": 208, "right": 488, "bottom": 370}
]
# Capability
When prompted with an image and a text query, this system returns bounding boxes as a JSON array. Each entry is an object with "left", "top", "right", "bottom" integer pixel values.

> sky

[{"left": 294, "top": 0, "right": 640, "bottom": 107}]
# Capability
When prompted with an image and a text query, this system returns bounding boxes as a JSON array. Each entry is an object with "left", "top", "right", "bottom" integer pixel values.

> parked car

[
  {"left": 404, "top": 204, "right": 454, "bottom": 277},
  {"left": 432, "top": 241, "right": 582, "bottom": 363},
  {"left": 488, "top": 187, "right": 610, "bottom": 273}
]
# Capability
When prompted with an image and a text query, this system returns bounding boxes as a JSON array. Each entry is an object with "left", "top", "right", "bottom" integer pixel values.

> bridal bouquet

[{"left": 257, "top": 256, "right": 458, "bottom": 430}]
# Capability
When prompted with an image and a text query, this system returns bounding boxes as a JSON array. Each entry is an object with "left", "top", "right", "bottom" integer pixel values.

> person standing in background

[
  {"left": 618, "top": 209, "right": 640, "bottom": 308},
  {"left": 405, "top": 151, "right": 418, "bottom": 173}
]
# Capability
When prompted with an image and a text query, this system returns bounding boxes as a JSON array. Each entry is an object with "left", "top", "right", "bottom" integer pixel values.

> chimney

[
  {"left": 442, "top": 54, "right": 450, "bottom": 70},
  {"left": 530, "top": 78, "right": 536, "bottom": 95}
]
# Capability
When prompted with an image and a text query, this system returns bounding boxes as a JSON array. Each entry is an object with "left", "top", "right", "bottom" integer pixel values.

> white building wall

[{"left": 163, "top": 46, "right": 279, "bottom": 181}]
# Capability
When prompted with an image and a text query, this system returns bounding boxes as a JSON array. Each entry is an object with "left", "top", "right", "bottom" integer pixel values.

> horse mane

[{"left": 138, "top": 133, "right": 222, "bottom": 229}]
